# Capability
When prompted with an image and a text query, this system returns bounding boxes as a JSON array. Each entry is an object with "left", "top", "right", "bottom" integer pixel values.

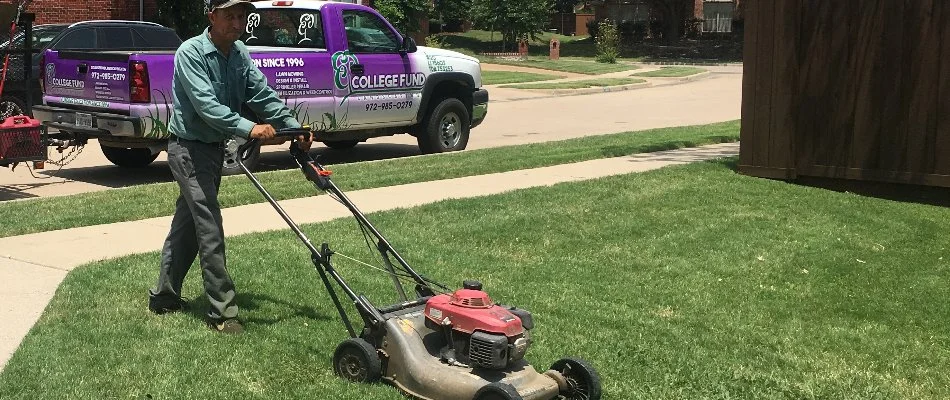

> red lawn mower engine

[{"left": 424, "top": 280, "right": 534, "bottom": 370}]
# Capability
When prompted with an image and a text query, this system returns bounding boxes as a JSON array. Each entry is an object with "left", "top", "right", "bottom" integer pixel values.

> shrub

[
  {"left": 425, "top": 34, "right": 446, "bottom": 48},
  {"left": 595, "top": 20, "right": 619, "bottom": 63}
]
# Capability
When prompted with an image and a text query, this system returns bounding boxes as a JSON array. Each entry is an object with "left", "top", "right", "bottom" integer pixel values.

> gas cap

[{"left": 463, "top": 280, "right": 483, "bottom": 290}]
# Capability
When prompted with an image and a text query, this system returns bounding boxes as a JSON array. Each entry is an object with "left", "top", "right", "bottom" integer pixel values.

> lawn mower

[{"left": 229, "top": 129, "right": 602, "bottom": 400}]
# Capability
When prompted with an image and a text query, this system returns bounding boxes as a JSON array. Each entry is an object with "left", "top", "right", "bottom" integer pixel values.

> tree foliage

[
  {"left": 374, "top": 0, "right": 432, "bottom": 34},
  {"left": 434, "top": 0, "right": 472, "bottom": 26},
  {"left": 641, "top": 0, "right": 694, "bottom": 42},
  {"left": 552, "top": 0, "right": 581, "bottom": 14},
  {"left": 470, "top": 0, "right": 553, "bottom": 52},
  {"left": 150, "top": 0, "right": 207, "bottom": 39}
]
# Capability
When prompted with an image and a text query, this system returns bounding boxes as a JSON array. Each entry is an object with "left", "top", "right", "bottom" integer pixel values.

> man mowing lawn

[{"left": 147, "top": 0, "right": 309, "bottom": 334}]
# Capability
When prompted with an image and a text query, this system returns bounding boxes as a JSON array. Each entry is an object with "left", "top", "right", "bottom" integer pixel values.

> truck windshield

[{"left": 241, "top": 9, "right": 326, "bottom": 49}]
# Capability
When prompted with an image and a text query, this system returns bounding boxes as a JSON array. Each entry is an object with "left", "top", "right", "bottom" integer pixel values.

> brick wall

[{"left": 0, "top": 0, "right": 158, "bottom": 24}]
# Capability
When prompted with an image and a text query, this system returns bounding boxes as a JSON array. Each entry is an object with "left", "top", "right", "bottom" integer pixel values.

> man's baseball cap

[{"left": 206, "top": 0, "right": 255, "bottom": 12}]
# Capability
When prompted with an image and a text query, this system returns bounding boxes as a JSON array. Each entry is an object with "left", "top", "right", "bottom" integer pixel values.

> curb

[{"left": 632, "top": 71, "right": 713, "bottom": 82}]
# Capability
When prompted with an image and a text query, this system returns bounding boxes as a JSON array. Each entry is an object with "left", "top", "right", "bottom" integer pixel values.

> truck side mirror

[{"left": 401, "top": 36, "right": 417, "bottom": 54}]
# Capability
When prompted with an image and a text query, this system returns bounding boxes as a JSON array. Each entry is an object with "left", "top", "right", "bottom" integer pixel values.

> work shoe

[
  {"left": 148, "top": 296, "right": 188, "bottom": 315},
  {"left": 208, "top": 318, "right": 244, "bottom": 335}
]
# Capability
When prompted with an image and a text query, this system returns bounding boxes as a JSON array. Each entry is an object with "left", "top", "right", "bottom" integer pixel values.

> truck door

[
  {"left": 335, "top": 9, "right": 420, "bottom": 127},
  {"left": 242, "top": 8, "right": 335, "bottom": 131}
]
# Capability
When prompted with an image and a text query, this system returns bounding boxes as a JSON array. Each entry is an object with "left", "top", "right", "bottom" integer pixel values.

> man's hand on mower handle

[
  {"left": 249, "top": 124, "right": 276, "bottom": 140},
  {"left": 295, "top": 130, "right": 315, "bottom": 151}
]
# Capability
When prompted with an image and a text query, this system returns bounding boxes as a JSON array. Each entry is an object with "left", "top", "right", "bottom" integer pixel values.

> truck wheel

[
  {"left": 418, "top": 98, "right": 469, "bottom": 154},
  {"left": 549, "top": 358, "right": 602, "bottom": 400},
  {"left": 0, "top": 96, "right": 26, "bottom": 119},
  {"left": 323, "top": 140, "right": 359, "bottom": 150},
  {"left": 332, "top": 338, "right": 382, "bottom": 383},
  {"left": 100, "top": 144, "right": 159, "bottom": 168},
  {"left": 221, "top": 141, "right": 260, "bottom": 175},
  {"left": 473, "top": 382, "right": 523, "bottom": 400}
]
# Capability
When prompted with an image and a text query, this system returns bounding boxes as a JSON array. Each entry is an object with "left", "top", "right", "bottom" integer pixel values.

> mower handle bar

[{"left": 236, "top": 126, "right": 313, "bottom": 155}]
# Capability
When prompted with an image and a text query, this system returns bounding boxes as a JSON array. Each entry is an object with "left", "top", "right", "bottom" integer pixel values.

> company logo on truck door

[
  {"left": 45, "top": 63, "right": 85, "bottom": 90},
  {"left": 332, "top": 50, "right": 358, "bottom": 90},
  {"left": 331, "top": 50, "right": 425, "bottom": 93}
]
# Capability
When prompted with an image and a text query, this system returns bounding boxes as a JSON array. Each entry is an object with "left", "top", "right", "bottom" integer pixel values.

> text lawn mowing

[
  {"left": 501, "top": 78, "right": 646, "bottom": 90},
  {"left": 481, "top": 70, "right": 563, "bottom": 85},
  {"left": 631, "top": 66, "right": 707, "bottom": 77},
  {"left": 1, "top": 159, "right": 948, "bottom": 399},
  {"left": 0, "top": 121, "right": 739, "bottom": 238}
]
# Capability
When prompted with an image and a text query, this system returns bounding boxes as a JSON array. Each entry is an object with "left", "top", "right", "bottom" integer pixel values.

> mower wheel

[
  {"left": 473, "top": 382, "right": 523, "bottom": 400},
  {"left": 549, "top": 358, "right": 602, "bottom": 400},
  {"left": 332, "top": 338, "right": 382, "bottom": 383}
]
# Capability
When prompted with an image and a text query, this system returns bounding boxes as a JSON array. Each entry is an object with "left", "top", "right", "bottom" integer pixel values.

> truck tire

[
  {"left": 221, "top": 140, "right": 260, "bottom": 176},
  {"left": 100, "top": 144, "right": 159, "bottom": 168},
  {"left": 418, "top": 98, "right": 469, "bottom": 154}
]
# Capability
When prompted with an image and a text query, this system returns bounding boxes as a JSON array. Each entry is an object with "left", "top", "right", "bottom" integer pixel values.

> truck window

[
  {"left": 99, "top": 27, "right": 135, "bottom": 49},
  {"left": 341, "top": 10, "right": 400, "bottom": 53},
  {"left": 242, "top": 9, "right": 325, "bottom": 49},
  {"left": 52, "top": 27, "right": 96, "bottom": 50},
  {"left": 133, "top": 28, "right": 183, "bottom": 48}
]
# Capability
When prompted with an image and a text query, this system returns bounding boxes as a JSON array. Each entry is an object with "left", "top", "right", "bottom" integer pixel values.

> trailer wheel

[
  {"left": 100, "top": 144, "right": 159, "bottom": 168},
  {"left": 418, "top": 97, "right": 469, "bottom": 154},
  {"left": 549, "top": 358, "right": 602, "bottom": 400},
  {"left": 332, "top": 338, "right": 381, "bottom": 383},
  {"left": 323, "top": 140, "right": 359, "bottom": 150},
  {"left": 473, "top": 382, "right": 523, "bottom": 400},
  {"left": 0, "top": 96, "right": 26, "bottom": 119}
]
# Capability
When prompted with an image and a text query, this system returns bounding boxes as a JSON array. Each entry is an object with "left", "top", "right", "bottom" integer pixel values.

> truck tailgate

[{"left": 44, "top": 51, "right": 134, "bottom": 109}]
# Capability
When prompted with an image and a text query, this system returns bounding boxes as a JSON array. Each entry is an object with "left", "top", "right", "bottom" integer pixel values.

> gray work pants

[{"left": 149, "top": 137, "right": 237, "bottom": 321}]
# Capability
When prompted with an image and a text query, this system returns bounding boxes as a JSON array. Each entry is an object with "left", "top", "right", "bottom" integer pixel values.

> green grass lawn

[
  {"left": 480, "top": 57, "right": 638, "bottom": 75},
  {"left": 0, "top": 121, "right": 739, "bottom": 238},
  {"left": 481, "top": 70, "right": 563, "bottom": 85},
  {"left": 501, "top": 78, "right": 646, "bottom": 90},
  {"left": 631, "top": 66, "right": 707, "bottom": 77},
  {"left": 2, "top": 158, "right": 948, "bottom": 399}
]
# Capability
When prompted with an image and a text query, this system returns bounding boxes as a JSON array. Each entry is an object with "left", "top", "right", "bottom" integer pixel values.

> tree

[
  {"left": 434, "top": 0, "right": 472, "bottom": 32},
  {"left": 150, "top": 0, "right": 207, "bottom": 39},
  {"left": 471, "top": 0, "right": 553, "bottom": 52},
  {"left": 642, "top": 0, "right": 694, "bottom": 42},
  {"left": 553, "top": 0, "right": 581, "bottom": 13},
  {"left": 374, "top": 0, "right": 432, "bottom": 35}
]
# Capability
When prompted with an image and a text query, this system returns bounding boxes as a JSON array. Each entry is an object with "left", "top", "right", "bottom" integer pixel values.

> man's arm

[
  {"left": 244, "top": 62, "right": 301, "bottom": 130},
  {"left": 174, "top": 44, "right": 257, "bottom": 138}
]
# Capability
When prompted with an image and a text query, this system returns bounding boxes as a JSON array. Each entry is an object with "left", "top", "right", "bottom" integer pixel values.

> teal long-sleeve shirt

[{"left": 168, "top": 28, "right": 300, "bottom": 143}]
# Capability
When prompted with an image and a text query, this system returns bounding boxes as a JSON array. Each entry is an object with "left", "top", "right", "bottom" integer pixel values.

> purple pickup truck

[{"left": 34, "top": 0, "right": 488, "bottom": 173}]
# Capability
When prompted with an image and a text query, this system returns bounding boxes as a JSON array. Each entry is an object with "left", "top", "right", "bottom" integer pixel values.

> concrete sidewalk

[{"left": 0, "top": 142, "right": 739, "bottom": 370}]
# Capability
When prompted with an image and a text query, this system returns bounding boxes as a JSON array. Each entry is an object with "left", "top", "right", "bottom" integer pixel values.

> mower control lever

[{"left": 234, "top": 126, "right": 314, "bottom": 155}]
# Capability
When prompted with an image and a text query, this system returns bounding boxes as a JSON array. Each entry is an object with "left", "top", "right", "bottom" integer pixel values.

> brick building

[{"left": 1, "top": 0, "right": 159, "bottom": 25}]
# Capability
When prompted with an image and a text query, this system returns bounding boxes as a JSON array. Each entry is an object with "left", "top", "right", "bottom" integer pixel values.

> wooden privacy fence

[{"left": 739, "top": 1, "right": 950, "bottom": 187}]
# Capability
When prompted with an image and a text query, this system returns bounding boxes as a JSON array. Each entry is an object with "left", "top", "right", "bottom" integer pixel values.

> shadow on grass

[
  {"left": 599, "top": 136, "right": 737, "bottom": 158},
  {"left": 793, "top": 177, "right": 950, "bottom": 208},
  {"left": 185, "top": 292, "right": 334, "bottom": 326}
]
